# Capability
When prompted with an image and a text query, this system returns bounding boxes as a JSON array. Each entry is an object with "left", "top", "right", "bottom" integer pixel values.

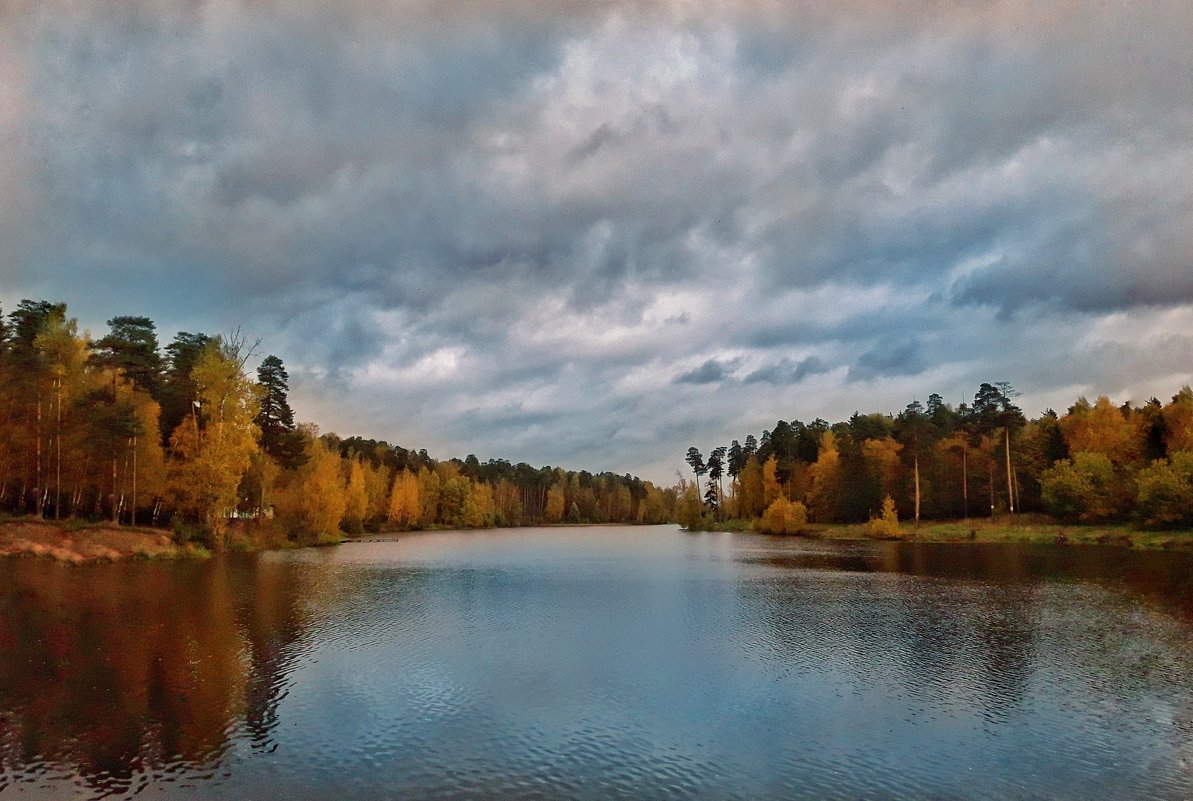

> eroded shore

[{"left": 0, "top": 520, "right": 193, "bottom": 563}]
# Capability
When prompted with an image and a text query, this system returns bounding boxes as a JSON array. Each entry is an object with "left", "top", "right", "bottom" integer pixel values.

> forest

[
  {"left": 0, "top": 299, "right": 677, "bottom": 549},
  {"left": 681, "top": 381, "right": 1193, "bottom": 533}
]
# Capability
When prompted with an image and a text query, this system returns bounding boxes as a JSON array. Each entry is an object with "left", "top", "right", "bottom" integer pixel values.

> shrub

[
  {"left": 1040, "top": 451, "right": 1124, "bottom": 521},
  {"left": 1135, "top": 451, "right": 1193, "bottom": 527},
  {"left": 757, "top": 497, "right": 808, "bottom": 534},
  {"left": 866, "top": 495, "right": 901, "bottom": 539}
]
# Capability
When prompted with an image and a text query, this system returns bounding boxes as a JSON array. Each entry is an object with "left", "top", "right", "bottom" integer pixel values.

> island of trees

[
  {"left": 0, "top": 299, "right": 677, "bottom": 551},
  {"left": 682, "top": 381, "right": 1193, "bottom": 534}
]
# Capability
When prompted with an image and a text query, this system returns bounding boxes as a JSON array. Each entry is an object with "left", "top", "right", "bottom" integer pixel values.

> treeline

[
  {"left": 0, "top": 299, "right": 677, "bottom": 548},
  {"left": 683, "top": 382, "right": 1193, "bottom": 531}
]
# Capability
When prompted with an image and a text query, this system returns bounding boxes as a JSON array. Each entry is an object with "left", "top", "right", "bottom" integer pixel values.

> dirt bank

[{"left": 0, "top": 520, "right": 190, "bottom": 563}]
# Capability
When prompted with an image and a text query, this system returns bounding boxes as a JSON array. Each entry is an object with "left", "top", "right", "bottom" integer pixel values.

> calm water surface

[{"left": 1, "top": 526, "right": 1191, "bottom": 800}]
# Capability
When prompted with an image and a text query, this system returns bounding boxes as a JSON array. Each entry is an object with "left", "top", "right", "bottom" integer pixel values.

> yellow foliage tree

[
  {"left": 387, "top": 469, "right": 420, "bottom": 528},
  {"left": 342, "top": 459, "right": 368, "bottom": 533},
  {"left": 167, "top": 341, "right": 259, "bottom": 547},
  {"left": 363, "top": 461, "right": 389, "bottom": 523},
  {"left": 439, "top": 476, "right": 470, "bottom": 525},
  {"left": 462, "top": 481, "right": 493, "bottom": 528},
  {"left": 127, "top": 392, "right": 167, "bottom": 522},
  {"left": 297, "top": 438, "right": 346, "bottom": 539},
  {"left": 1060, "top": 396, "right": 1142, "bottom": 466},
  {"left": 738, "top": 455, "right": 765, "bottom": 518},
  {"left": 33, "top": 312, "right": 88, "bottom": 519},
  {"left": 544, "top": 482, "right": 566, "bottom": 523},
  {"left": 807, "top": 431, "right": 840, "bottom": 522},
  {"left": 638, "top": 482, "right": 674, "bottom": 524},
  {"left": 416, "top": 467, "right": 441, "bottom": 525},
  {"left": 762, "top": 455, "right": 781, "bottom": 508}
]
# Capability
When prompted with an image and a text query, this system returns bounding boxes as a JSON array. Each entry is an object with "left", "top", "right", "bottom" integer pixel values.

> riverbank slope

[{"left": 0, "top": 520, "right": 196, "bottom": 562}]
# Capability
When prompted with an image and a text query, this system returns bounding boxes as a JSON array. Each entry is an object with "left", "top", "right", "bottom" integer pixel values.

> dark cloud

[
  {"left": 674, "top": 358, "right": 738, "bottom": 385},
  {"left": 744, "top": 357, "right": 829, "bottom": 385},
  {"left": 848, "top": 341, "right": 925, "bottom": 383},
  {"left": 2, "top": 1, "right": 1191, "bottom": 481}
]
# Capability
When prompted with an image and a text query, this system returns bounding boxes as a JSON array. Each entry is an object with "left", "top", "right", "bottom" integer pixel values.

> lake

[{"left": 1, "top": 525, "right": 1191, "bottom": 800}]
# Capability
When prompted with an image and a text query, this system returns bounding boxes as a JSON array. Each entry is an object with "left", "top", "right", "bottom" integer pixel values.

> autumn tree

[
  {"left": 416, "top": 467, "right": 441, "bottom": 525},
  {"left": 341, "top": 459, "right": 368, "bottom": 534},
  {"left": 440, "top": 476, "right": 471, "bottom": 526},
  {"left": 387, "top": 469, "right": 420, "bottom": 527},
  {"left": 362, "top": 461, "right": 389, "bottom": 526},
  {"left": 737, "top": 455, "right": 765, "bottom": 518},
  {"left": 3, "top": 300, "right": 68, "bottom": 515},
  {"left": 761, "top": 455, "right": 781, "bottom": 508},
  {"left": 167, "top": 340, "right": 260, "bottom": 547},
  {"left": 545, "top": 481, "right": 566, "bottom": 523},
  {"left": 33, "top": 311, "right": 88, "bottom": 519},
  {"left": 1059, "top": 396, "right": 1142, "bottom": 467},
  {"left": 807, "top": 431, "right": 841, "bottom": 522},
  {"left": 295, "top": 438, "right": 346, "bottom": 540},
  {"left": 1161, "top": 387, "right": 1193, "bottom": 453},
  {"left": 462, "top": 481, "right": 494, "bottom": 527}
]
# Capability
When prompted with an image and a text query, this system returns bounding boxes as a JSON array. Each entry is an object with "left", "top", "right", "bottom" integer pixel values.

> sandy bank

[{"left": 0, "top": 520, "right": 188, "bottom": 563}]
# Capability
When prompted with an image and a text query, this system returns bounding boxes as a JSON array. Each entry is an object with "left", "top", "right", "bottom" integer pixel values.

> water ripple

[{"left": 0, "top": 528, "right": 1191, "bottom": 800}]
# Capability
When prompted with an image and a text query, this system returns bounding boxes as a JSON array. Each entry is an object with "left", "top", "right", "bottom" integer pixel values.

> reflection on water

[
  {"left": 0, "top": 557, "right": 310, "bottom": 798},
  {"left": 0, "top": 527, "right": 1191, "bottom": 800}
]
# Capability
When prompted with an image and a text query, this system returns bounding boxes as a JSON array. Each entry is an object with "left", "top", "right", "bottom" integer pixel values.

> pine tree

[
  {"left": 255, "top": 355, "right": 305, "bottom": 469},
  {"left": 90, "top": 316, "right": 163, "bottom": 396}
]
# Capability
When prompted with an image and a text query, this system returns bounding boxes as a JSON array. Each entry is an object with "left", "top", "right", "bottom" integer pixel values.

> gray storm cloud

[{"left": 1, "top": 1, "right": 1190, "bottom": 482}]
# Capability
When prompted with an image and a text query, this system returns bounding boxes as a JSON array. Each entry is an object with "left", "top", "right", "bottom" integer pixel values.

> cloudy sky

[{"left": 1, "top": 1, "right": 1191, "bottom": 483}]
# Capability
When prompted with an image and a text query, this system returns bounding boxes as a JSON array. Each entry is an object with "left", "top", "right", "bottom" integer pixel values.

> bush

[
  {"left": 866, "top": 496, "right": 901, "bottom": 539},
  {"left": 1135, "top": 451, "right": 1193, "bottom": 527},
  {"left": 1040, "top": 451, "right": 1125, "bottom": 521},
  {"left": 171, "top": 517, "right": 219, "bottom": 549},
  {"left": 756, "top": 497, "right": 808, "bottom": 534}
]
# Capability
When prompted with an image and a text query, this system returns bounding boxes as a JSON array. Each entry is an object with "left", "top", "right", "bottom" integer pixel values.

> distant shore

[{"left": 700, "top": 518, "right": 1193, "bottom": 550}]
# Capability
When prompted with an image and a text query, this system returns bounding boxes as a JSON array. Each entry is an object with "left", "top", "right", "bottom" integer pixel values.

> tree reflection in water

[{"left": 0, "top": 556, "right": 310, "bottom": 797}]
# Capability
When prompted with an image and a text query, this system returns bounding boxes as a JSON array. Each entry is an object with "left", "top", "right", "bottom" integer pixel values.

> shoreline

[
  {"left": 698, "top": 519, "right": 1193, "bottom": 550},
  {"left": 0, "top": 519, "right": 203, "bottom": 563},
  {"left": 5, "top": 517, "right": 1192, "bottom": 563}
]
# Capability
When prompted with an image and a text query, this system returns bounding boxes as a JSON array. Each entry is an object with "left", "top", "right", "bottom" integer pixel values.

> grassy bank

[{"left": 701, "top": 517, "right": 1193, "bottom": 550}]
